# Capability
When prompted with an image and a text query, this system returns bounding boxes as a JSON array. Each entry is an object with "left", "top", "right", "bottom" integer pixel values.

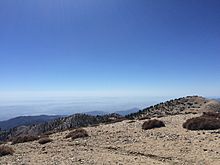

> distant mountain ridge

[
  {"left": 0, "top": 115, "right": 61, "bottom": 131},
  {"left": 115, "top": 108, "right": 139, "bottom": 116},
  {"left": 84, "top": 108, "right": 139, "bottom": 116},
  {"left": 83, "top": 111, "right": 109, "bottom": 116},
  {"left": 8, "top": 113, "right": 124, "bottom": 139},
  {"left": 0, "top": 108, "right": 139, "bottom": 131}
]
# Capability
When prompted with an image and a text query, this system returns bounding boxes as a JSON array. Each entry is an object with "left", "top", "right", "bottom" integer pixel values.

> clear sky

[{"left": 0, "top": 0, "right": 220, "bottom": 99}]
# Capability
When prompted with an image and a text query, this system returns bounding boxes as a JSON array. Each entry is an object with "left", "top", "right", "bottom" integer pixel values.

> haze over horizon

[{"left": 1, "top": 0, "right": 220, "bottom": 99}]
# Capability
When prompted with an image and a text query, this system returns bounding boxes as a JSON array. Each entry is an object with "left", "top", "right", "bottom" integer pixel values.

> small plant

[
  {"left": 65, "top": 128, "right": 89, "bottom": 140},
  {"left": 142, "top": 119, "right": 165, "bottom": 130},
  {"left": 12, "top": 135, "right": 39, "bottom": 145},
  {"left": 38, "top": 137, "right": 53, "bottom": 144},
  {"left": 0, "top": 146, "right": 14, "bottom": 157}
]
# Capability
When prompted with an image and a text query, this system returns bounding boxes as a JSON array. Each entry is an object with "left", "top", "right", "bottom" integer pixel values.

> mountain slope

[
  {"left": 6, "top": 96, "right": 219, "bottom": 141},
  {"left": 198, "top": 100, "right": 220, "bottom": 113},
  {"left": 1, "top": 113, "right": 220, "bottom": 164},
  {"left": 126, "top": 96, "right": 210, "bottom": 119},
  {"left": 8, "top": 113, "right": 124, "bottom": 138},
  {"left": 0, "top": 108, "right": 139, "bottom": 132},
  {"left": 84, "top": 108, "right": 139, "bottom": 116}
]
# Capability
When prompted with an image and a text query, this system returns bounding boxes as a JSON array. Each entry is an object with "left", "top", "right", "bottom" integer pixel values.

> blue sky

[{"left": 0, "top": 0, "right": 220, "bottom": 98}]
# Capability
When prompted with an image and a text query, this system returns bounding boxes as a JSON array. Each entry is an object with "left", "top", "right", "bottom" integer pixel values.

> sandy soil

[{"left": 1, "top": 114, "right": 220, "bottom": 165}]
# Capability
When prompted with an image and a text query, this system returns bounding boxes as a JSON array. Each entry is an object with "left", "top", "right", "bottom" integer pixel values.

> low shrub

[
  {"left": 38, "top": 137, "right": 53, "bottom": 144},
  {"left": 12, "top": 135, "right": 39, "bottom": 145},
  {"left": 142, "top": 119, "right": 165, "bottom": 130},
  {"left": 183, "top": 113, "right": 220, "bottom": 130},
  {"left": 0, "top": 146, "right": 14, "bottom": 157},
  {"left": 65, "top": 128, "right": 89, "bottom": 140}
]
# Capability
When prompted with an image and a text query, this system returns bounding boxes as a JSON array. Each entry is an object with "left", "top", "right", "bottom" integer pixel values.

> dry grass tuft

[
  {"left": 142, "top": 119, "right": 165, "bottom": 130},
  {"left": 12, "top": 135, "right": 39, "bottom": 145},
  {"left": 0, "top": 146, "right": 14, "bottom": 157},
  {"left": 38, "top": 137, "right": 53, "bottom": 144},
  {"left": 65, "top": 128, "right": 89, "bottom": 140}
]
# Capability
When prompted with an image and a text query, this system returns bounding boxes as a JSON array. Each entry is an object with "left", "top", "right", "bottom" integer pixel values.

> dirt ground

[{"left": 1, "top": 113, "right": 220, "bottom": 165}]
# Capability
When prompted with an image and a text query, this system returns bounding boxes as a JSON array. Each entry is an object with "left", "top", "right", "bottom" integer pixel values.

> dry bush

[
  {"left": 65, "top": 128, "right": 89, "bottom": 140},
  {"left": 183, "top": 117, "right": 220, "bottom": 130},
  {"left": 0, "top": 146, "right": 14, "bottom": 157},
  {"left": 38, "top": 137, "right": 53, "bottom": 144},
  {"left": 142, "top": 119, "right": 165, "bottom": 130},
  {"left": 12, "top": 135, "right": 39, "bottom": 145}
]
